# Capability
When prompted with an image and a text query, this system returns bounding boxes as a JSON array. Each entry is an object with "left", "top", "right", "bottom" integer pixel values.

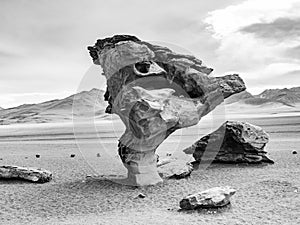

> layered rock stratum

[{"left": 88, "top": 34, "right": 246, "bottom": 186}]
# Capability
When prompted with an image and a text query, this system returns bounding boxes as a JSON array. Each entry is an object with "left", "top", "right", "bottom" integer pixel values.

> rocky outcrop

[
  {"left": 184, "top": 121, "right": 274, "bottom": 164},
  {"left": 88, "top": 34, "right": 246, "bottom": 186},
  {"left": 0, "top": 165, "right": 52, "bottom": 183},
  {"left": 180, "top": 186, "right": 236, "bottom": 209}
]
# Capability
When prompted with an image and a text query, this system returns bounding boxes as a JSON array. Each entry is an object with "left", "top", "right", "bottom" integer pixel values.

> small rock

[
  {"left": 25, "top": 157, "right": 28, "bottom": 159},
  {"left": 157, "top": 158, "right": 175, "bottom": 167},
  {"left": 35, "top": 154, "right": 40, "bottom": 158},
  {"left": 97, "top": 153, "right": 101, "bottom": 157},
  {"left": 0, "top": 158, "right": 3, "bottom": 160},
  {"left": 166, "top": 153, "right": 172, "bottom": 157},
  {"left": 158, "top": 161, "right": 193, "bottom": 179},
  {"left": 180, "top": 186, "right": 236, "bottom": 210},
  {"left": 137, "top": 193, "right": 146, "bottom": 198},
  {"left": 0, "top": 165, "right": 52, "bottom": 183},
  {"left": 70, "top": 154, "right": 76, "bottom": 158},
  {"left": 292, "top": 150, "right": 297, "bottom": 154}
]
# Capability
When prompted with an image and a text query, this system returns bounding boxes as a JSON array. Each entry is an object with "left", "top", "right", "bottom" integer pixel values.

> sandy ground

[{"left": 0, "top": 113, "right": 299, "bottom": 225}]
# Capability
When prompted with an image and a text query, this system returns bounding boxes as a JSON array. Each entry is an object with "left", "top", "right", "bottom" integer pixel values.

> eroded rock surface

[
  {"left": 180, "top": 186, "right": 236, "bottom": 209},
  {"left": 184, "top": 121, "right": 274, "bottom": 164},
  {"left": 88, "top": 35, "right": 246, "bottom": 186},
  {"left": 0, "top": 165, "right": 52, "bottom": 183}
]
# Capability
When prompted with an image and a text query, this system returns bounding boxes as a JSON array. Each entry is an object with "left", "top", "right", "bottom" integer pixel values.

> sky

[{"left": 0, "top": 0, "right": 299, "bottom": 108}]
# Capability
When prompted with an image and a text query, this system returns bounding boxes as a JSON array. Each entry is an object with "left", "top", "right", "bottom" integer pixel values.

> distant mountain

[
  {"left": 226, "top": 87, "right": 300, "bottom": 106},
  {"left": 225, "top": 91, "right": 253, "bottom": 104},
  {"left": 1, "top": 86, "right": 299, "bottom": 125},
  {"left": 257, "top": 87, "right": 300, "bottom": 105},
  {"left": 0, "top": 89, "right": 107, "bottom": 125}
]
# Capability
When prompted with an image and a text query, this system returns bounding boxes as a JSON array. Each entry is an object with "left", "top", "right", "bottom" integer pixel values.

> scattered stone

[
  {"left": 180, "top": 186, "right": 236, "bottom": 210},
  {"left": 156, "top": 154, "right": 159, "bottom": 162},
  {"left": 0, "top": 165, "right": 52, "bottom": 183},
  {"left": 292, "top": 150, "right": 297, "bottom": 154},
  {"left": 137, "top": 193, "right": 146, "bottom": 198},
  {"left": 70, "top": 154, "right": 76, "bottom": 158},
  {"left": 35, "top": 154, "right": 40, "bottom": 158},
  {"left": 157, "top": 157, "right": 175, "bottom": 167},
  {"left": 96, "top": 153, "right": 101, "bottom": 157},
  {"left": 166, "top": 153, "right": 172, "bottom": 157},
  {"left": 184, "top": 121, "right": 274, "bottom": 164},
  {"left": 158, "top": 161, "right": 193, "bottom": 179}
]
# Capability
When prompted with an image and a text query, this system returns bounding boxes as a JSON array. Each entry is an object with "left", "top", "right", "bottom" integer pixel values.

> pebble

[
  {"left": 292, "top": 150, "right": 297, "bottom": 154},
  {"left": 137, "top": 193, "right": 146, "bottom": 198},
  {"left": 36, "top": 154, "right": 40, "bottom": 158},
  {"left": 70, "top": 154, "right": 76, "bottom": 158}
]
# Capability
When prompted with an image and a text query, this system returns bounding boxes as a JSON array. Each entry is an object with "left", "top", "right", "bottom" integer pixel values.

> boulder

[
  {"left": 184, "top": 121, "right": 274, "bottom": 164},
  {"left": 180, "top": 186, "right": 236, "bottom": 209},
  {"left": 88, "top": 35, "right": 246, "bottom": 186},
  {"left": 0, "top": 165, "right": 52, "bottom": 183}
]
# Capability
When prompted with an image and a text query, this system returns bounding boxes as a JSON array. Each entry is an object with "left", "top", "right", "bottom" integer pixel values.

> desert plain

[{"left": 0, "top": 103, "right": 299, "bottom": 225}]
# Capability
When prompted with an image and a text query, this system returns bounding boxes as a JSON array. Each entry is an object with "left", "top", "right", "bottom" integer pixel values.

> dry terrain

[{"left": 0, "top": 104, "right": 299, "bottom": 225}]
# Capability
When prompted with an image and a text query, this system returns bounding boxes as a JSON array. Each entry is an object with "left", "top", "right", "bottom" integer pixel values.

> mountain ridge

[
  {"left": 226, "top": 86, "right": 300, "bottom": 106},
  {"left": 0, "top": 86, "right": 299, "bottom": 125},
  {"left": 0, "top": 88, "right": 107, "bottom": 125}
]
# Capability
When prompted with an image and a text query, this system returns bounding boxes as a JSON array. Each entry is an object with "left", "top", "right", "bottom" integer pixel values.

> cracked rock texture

[
  {"left": 0, "top": 165, "right": 52, "bottom": 183},
  {"left": 184, "top": 121, "right": 274, "bottom": 164},
  {"left": 88, "top": 35, "right": 246, "bottom": 186},
  {"left": 180, "top": 186, "right": 236, "bottom": 209}
]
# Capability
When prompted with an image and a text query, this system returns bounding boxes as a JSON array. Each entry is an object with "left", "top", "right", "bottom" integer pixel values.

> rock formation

[
  {"left": 184, "top": 121, "right": 274, "bottom": 164},
  {"left": 180, "top": 186, "right": 236, "bottom": 209},
  {"left": 0, "top": 165, "right": 52, "bottom": 183},
  {"left": 88, "top": 35, "right": 246, "bottom": 186}
]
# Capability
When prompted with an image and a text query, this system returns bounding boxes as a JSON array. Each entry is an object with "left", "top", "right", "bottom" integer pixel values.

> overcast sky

[{"left": 1, "top": 0, "right": 299, "bottom": 108}]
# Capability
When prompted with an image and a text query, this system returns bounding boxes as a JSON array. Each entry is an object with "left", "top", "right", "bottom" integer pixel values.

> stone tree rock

[
  {"left": 0, "top": 165, "right": 52, "bottom": 183},
  {"left": 180, "top": 186, "right": 236, "bottom": 209},
  {"left": 184, "top": 121, "right": 274, "bottom": 164},
  {"left": 88, "top": 35, "right": 246, "bottom": 186}
]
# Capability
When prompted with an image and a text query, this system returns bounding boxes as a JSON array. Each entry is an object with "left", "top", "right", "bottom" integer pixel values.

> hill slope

[
  {"left": 226, "top": 87, "right": 300, "bottom": 106},
  {"left": 257, "top": 87, "right": 300, "bottom": 105},
  {"left": 0, "top": 89, "right": 107, "bottom": 125}
]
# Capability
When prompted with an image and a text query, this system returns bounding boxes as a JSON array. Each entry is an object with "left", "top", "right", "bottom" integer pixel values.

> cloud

[
  {"left": 1, "top": 0, "right": 243, "bottom": 107},
  {"left": 240, "top": 17, "right": 300, "bottom": 41},
  {"left": 203, "top": 0, "right": 300, "bottom": 92},
  {"left": 285, "top": 45, "right": 300, "bottom": 59},
  {"left": 1, "top": 0, "right": 299, "bottom": 107},
  {"left": 245, "top": 69, "right": 300, "bottom": 94}
]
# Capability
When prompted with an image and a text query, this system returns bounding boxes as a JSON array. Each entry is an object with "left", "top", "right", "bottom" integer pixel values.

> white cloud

[
  {"left": 204, "top": 0, "right": 300, "bottom": 93},
  {"left": 205, "top": 0, "right": 300, "bottom": 38}
]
